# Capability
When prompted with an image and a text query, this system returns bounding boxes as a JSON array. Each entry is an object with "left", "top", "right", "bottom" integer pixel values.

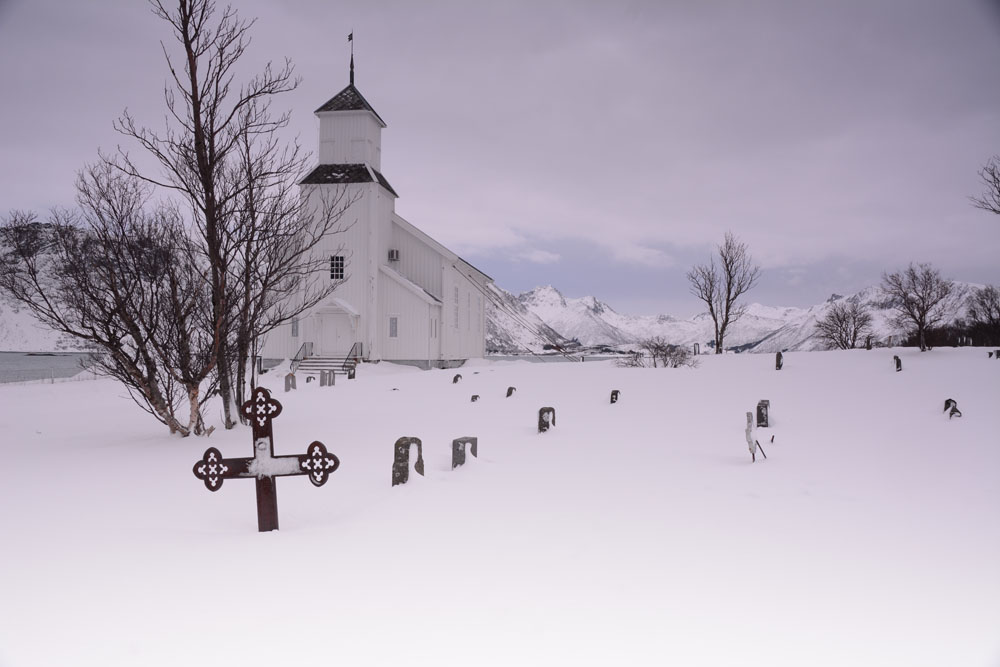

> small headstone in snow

[
  {"left": 306, "top": 376, "right": 315, "bottom": 384},
  {"left": 392, "top": 437, "right": 424, "bottom": 486},
  {"left": 538, "top": 407, "right": 556, "bottom": 433},
  {"left": 775, "top": 351, "right": 783, "bottom": 371},
  {"left": 995, "top": 349, "right": 1000, "bottom": 360},
  {"left": 990, "top": 351, "right": 994, "bottom": 358},
  {"left": 865, "top": 335, "right": 872, "bottom": 350},
  {"left": 610, "top": 390, "right": 620, "bottom": 404},
  {"left": 894, "top": 356, "right": 902, "bottom": 372},
  {"left": 191, "top": 386, "right": 340, "bottom": 532},
  {"left": 452, "top": 436, "right": 478, "bottom": 470},
  {"left": 506, "top": 386, "right": 516, "bottom": 398},
  {"left": 453, "top": 374, "right": 462, "bottom": 384},
  {"left": 693, "top": 343, "right": 700, "bottom": 355},
  {"left": 347, "top": 366, "right": 356, "bottom": 380},
  {"left": 284, "top": 373, "right": 296, "bottom": 392},
  {"left": 471, "top": 395, "right": 479, "bottom": 402},
  {"left": 756, "top": 400, "right": 770, "bottom": 428},
  {"left": 319, "top": 371, "right": 328, "bottom": 387},
  {"left": 943, "top": 398, "right": 962, "bottom": 419}
]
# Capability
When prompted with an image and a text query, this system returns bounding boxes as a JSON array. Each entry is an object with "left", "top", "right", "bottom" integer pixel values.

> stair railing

[
  {"left": 343, "top": 341, "right": 363, "bottom": 372},
  {"left": 290, "top": 341, "right": 313, "bottom": 374}
]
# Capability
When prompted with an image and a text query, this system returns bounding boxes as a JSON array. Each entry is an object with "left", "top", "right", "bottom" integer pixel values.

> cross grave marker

[{"left": 192, "top": 386, "right": 340, "bottom": 532}]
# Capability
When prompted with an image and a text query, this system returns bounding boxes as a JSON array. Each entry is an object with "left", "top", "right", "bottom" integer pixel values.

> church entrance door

[{"left": 316, "top": 313, "right": 354, "bottom": 356}]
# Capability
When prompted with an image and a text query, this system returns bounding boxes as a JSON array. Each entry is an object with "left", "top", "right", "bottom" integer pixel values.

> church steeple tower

[{"left": 313, "top": 42, "right": 386, "bottom": 170}]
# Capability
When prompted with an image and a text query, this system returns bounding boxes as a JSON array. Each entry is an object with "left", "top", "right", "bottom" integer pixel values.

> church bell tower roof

[{"left": 315, "top": 84, "right": 386, "bottom": 128}]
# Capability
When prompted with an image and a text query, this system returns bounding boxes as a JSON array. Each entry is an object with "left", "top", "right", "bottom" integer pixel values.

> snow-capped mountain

[
  {"left": 484, "top": 284, "right": 573, "bottom": 354},
  {"left": 487, "top": 284, "right": 976, "bottom": 354}
]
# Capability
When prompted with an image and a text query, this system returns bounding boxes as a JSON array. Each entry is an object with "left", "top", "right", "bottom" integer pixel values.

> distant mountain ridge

[
  {"left": 486, "top": 283, "right": 976, "bottom": 354},
  {"left": 0, "top": 280, "right": 974, "bottom": 355}
]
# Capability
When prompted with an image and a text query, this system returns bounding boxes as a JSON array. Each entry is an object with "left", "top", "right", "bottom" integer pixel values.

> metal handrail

[
  {"left": 290, "top": 341, "right": 313, "bottom": 374},
  {"left": 342, "top": 341, "right": 362, "bottom": 372}
]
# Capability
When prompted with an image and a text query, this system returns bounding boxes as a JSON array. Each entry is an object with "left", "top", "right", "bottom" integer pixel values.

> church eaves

[
  {"left": 300, "top": 163, "right": 398, "bottom": 197},
  {"left": 314, "top": 84, "right": 386, "bottom": 127}
]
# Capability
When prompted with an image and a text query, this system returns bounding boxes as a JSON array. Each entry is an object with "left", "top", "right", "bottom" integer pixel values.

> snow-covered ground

[{"left": 1, "top": 349, "right": 997, "bottom": 666}]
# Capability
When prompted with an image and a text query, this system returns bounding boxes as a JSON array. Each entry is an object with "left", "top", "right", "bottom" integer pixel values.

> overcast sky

[{"left": 2, "top": 0, "right": 999, "bottom": 316}]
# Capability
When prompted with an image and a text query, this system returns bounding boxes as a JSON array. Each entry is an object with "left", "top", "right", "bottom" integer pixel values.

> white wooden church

[{"left": 260, "top": 64, "right": 492, "bottom": 369}]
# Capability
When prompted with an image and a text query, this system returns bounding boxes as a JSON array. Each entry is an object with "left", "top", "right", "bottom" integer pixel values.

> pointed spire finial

[{"left": 348, "top": 31, "right": 355, "bottom": 85}]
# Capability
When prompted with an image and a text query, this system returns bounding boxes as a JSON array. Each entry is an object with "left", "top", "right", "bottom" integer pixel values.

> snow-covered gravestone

[
  {"left": 610, "top": 390, "right": 620, "bottom": 404},
  {"left": 192, "top": 387, "right": 340, "bottom": 532},
  {"left": 471, "top": 395, "right": 479, "bottom": 402},
  {"left": 506, "top": 386, "right": 516, "bottom": 398},
  {"left": 944, "top": 398, "right": 962, "bottom": 419},
  {"left": 284, "top": 373, "right": 296, "bottom": 392},
  {"left": 538, "top": 407, "right": 556, "bottom": 433},
  {"left": 453, "top": 374, "right": 462, "bottom": 384},
  {"left": 894, "top": 355, "right": 902, "bottom": 372},
  {"left": 392, "top": 437, "right": 424, "bottom": 486},
  {"left": 775, "top": 351, "right": 783, "bottom": 371},
  {"left": 693, "top": 343, "right": 700, "bottom": 355},
  {"left": 451, "top": 437, "right": 478, "bottom": 470},
  {"left": 745, "top": 412, "right": 767, "bottom": 463}
]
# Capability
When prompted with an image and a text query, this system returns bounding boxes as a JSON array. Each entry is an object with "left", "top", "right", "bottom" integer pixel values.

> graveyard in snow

[{"left": 1, "top": 347, "right": 997, "bottom": 666}]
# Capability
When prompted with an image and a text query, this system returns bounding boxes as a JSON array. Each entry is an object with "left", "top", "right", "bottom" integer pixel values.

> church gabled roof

[
  {"left": 300, "top": 163, "right": 398, "bottom": 197},
  {"left": 314, "top": 84, "right": 386, "bottom": 127}
]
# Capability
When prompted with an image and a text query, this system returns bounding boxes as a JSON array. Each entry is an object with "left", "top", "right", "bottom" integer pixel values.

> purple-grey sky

[{"left": 2, "top": 0, "right": 999, "bottom": 317}]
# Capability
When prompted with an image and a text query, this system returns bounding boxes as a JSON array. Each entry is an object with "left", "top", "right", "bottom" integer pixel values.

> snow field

[{"left": 0, "top": 349, "right": 997, "bottom": 666}]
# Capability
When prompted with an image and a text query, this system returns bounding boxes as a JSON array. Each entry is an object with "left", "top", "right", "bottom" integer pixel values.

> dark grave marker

[
  {"left": 693, "top": 343, "right": 700, "bottom": 355},
  {"left": 392, "top": 437, "right": 424, "bottom": 486},
  {"left": 347, "top": 367, "right": 356, "bottom": 380},
  {"left": 451, "top": 436, "right": 479, "bottom": 470},
  {"left": 775, "top": 351, "right": 783, "bottom": 371},
  {"left": 306, "top": 375, "right": 315, "bottom": 384},
  {"left": 506, "top": 386, "right": 516, "bottom": 398},
  {"left": 538, "top": 407, "right": 556, "bottom": 433},
  {"left": 610, "top": 390, "right": 620, "bottom": 404},
  {"left": 995, "top": 350, "right": 1000, "bottom": 360},
  {"left": 990, "top": 351, "right": 995, "bottom": 358},
  {"left": 453, "top": 374, "right": 462, "bottom": 384},
  {"left": 471, "top": 395, "right": 479, "bottom": 402},
  {"left": 319, "top": 371, "right": 328, "bottom": 387},
  {"left": 284, "top": 373, "right": 296, "bottom": 392},
  {"left": 756, "top": 400, "right": 770, "bottom": 428},
  {"left": 894, "top": 355, "right": 902, "bottom": 372},
  {"left": 943, "top": 398, "right": 962, "bottom": 419},
  {"left": 865, "top": 335, "right": 872, "bottom": 350},
  {"left": 192, "top": 386, "right": 340, "bottom": 532}
]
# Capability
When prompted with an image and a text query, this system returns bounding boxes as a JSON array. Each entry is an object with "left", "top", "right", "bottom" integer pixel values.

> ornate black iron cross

[{"left": 192, "top": 386, "right": 340, "bottom": 532}]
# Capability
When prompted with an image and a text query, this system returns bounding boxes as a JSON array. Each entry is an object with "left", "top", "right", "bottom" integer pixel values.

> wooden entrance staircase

[{"left": 292, "top": 342, "right": 362, "bottom": 378}]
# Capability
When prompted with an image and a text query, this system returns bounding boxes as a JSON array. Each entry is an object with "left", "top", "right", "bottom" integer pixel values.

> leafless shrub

[{"left": 816, "top": 300, "right": 873, "bottom": 350}]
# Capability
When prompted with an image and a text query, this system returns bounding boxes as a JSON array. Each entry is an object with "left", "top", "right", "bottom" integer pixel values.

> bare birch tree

[
  {"left": 686, "top": 232, "right": 761, "bottom": 354},
  {"left": 881, "top": 263, "right": 958, "bottom": 352},
  {"left": 108, "top": 0, "right": 354, "bottom": 427},
  {"left": 0, "top": 165, "right": 217, "bottom": 436},
  {"left": 972, "top": 155, "right": 1000, "bottom": 216}
]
